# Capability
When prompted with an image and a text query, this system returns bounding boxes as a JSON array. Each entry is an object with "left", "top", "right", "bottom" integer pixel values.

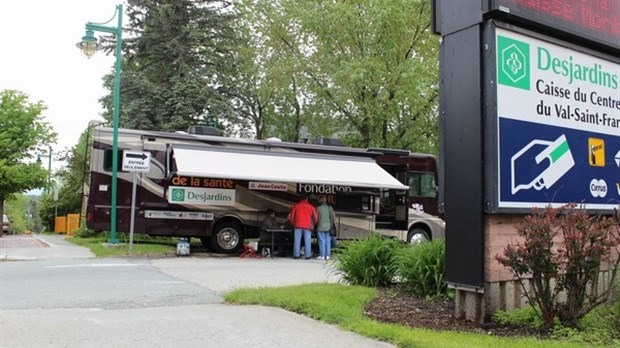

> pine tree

[{"left": 99, "top": 0, "right": 241, "bottom": 133}]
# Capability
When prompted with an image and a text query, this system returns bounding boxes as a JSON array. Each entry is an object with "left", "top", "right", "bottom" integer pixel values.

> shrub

[
  {"left": 334, "top": 233, "right": 404, "bottom": 287},
  {"left": 397, "top": 239, "right": 448, "bottom": 298},
  {"left": 74, "top": 226, "right": 105, "bottom": 238},
  {"left": 571, "top": 299, "right": 620, "bottom": 345},
  {"left": 492, "top": 306, "right": 543, "bottom": 329},
  {"left": 496, "top": 204, "right": 620, "bottom": 330},
  {"left": 613, "top": 295, "right": 620, "bottom": 330},
  {"left": 492, "top": 300, "right": 620, "bottom": 345}
]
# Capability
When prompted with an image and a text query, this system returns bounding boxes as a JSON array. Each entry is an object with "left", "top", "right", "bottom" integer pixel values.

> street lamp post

[
  {"left": 36, "top": 146, "right": 53, "bottom": 194},
  {"left": 79, "top": 120, "right": 105, "bottom": 228},
  {"left": 76, "top": 4, "right": 123, "bottom": 244}
]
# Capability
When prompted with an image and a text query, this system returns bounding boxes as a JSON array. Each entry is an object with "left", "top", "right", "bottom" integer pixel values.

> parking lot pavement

[
  {"left": 3, "top": 304, "right": 395, "bottom": 348},
  {"left": 151, "top": 256, "right": 342, "bottom": 293},
  {"left": 0, "top": 237, "right": 396, "bottom": 347},
  {"left": 0, "top": 234, "right": 95, "bottom": 260}
]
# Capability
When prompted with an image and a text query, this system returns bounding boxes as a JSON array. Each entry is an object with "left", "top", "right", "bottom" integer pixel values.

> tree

[
  {"left": 230, "top": 1, "right": 322, "bottom": 141},
  {"left": 227, "top": 6, "right": 280, "bottom": 140},
  {"left": 37, "top": 193, "right": 57, "bottom": 233},
  {"left": 0, "top": 90, "right": 56, "bottom": 235},
  {"left": 35, "top": 124, "right": 99, "bottom": 231},
  {"left": 98, "top": 0, "right": 242, "bottom": 134},
  {"left": 26, "top": 195, "right": 43, "bottom": 233},
  {"left": 52, "top": 129, "right": 91, "bottom": 218},
  {"left": 3, "top": 193, "right": 42, "bottom": 233},
  {"left": 37, "top": 144, "right": 82, "bottom": 232},
  {"left": 236, "top": 0, "right": 440, "bottom": 152}
]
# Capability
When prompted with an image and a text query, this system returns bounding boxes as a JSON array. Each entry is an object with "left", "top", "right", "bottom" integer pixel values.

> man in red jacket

[{"left": 288, "top": 194, "right": 318, "bottom": 259}]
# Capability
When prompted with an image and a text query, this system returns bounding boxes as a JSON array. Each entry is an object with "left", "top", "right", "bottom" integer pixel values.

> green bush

[
  {"left": 492, "top": 306, "right": 543, "bottom": 329},
  {"left": 549, "top": 324, "right": 618, "bottom": 346},
  {"left": 492, "top": 300, "right": 620, "bottom": 346},
  {"left": 496, "top": 204, "right": 620, "bottom": 330},
  {"left": 579, "top": 299, "right": 620, "bottom": 333},
  {"left": 396, "top": 239, "right": 448, "bottom": 298},
  {"left": 567, "top": 298, "right": 620, "bottom": 345},
  {"left": 74, "top": 226, "right": 104, "bottom": 238},
  {"left": 334, "top": 233, "right": 404, "bottom": 287}
]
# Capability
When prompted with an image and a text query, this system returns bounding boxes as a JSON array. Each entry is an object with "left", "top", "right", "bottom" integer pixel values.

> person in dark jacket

[
  {"left": 288, "top": 194, "right": 318, "bottom": 259},
  {"left": 260, "top": 209, "right": 286, "bottom": 256}
]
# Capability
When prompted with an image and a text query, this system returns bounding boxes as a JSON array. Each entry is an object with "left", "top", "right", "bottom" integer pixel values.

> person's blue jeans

[
  {"left": 293, "top": 228, "right": 312, "bottom": 258},
  {"left": 317, "top": 231, "right": 331, "bottom": 257}
]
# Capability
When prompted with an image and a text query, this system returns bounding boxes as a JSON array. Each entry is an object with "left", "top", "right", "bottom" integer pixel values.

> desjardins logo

[
  {"left": 171, "top": 188, "right": 185, "bottom": 202},
  {"left": 497, "top": 35, "right": 530, "bottom": 90}
]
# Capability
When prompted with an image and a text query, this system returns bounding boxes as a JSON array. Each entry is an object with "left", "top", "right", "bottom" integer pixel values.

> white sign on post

[
  {"left": 122, "top": 151, "right": 151, "bottom": 172},
  {"left": 495, "top": 28, "right": 619, "bottom": 210}
]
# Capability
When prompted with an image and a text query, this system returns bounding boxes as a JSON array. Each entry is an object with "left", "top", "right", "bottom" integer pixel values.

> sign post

[
  {"left": 435, "top": 0, "right": 619, "bottom": 321},
  {"left": 122, "top": 151, "right": 151, "bottom": 252}
]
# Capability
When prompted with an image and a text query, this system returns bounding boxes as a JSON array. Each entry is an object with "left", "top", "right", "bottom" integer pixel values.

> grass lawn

[
  {"left": 225, "top": 283, "right": 598, "bottom": 348},
  {"left": 66, "top": 235, "right": 177, "bottom": 257}
]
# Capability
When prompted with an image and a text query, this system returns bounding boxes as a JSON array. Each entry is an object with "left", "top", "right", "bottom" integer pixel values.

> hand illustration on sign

[{"left": 511, "top": 134, "right": 575, "bottom": 194}]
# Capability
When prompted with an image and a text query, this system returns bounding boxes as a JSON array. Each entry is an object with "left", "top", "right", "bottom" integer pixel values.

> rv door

[{"left": 392, "top": 165, "right": 409, "bottom": 230}]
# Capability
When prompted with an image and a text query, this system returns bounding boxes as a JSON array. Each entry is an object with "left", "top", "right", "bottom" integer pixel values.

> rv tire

[
  {"left": 210, "top": 222, "right": 244, "bottom": 254},
  {"left": 407, "top": 228, "right": 429, "bottom": 246}
]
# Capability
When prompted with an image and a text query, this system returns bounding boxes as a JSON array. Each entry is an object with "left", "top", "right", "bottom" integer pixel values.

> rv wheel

[
  {"left": 407, "top": 228, "right": 429, "bottom": 246},
  {"left": 210, "top": 222, "right": 244, "bottom": 254}
]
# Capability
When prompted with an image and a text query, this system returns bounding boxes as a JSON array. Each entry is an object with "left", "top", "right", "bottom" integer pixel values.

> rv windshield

[{"left": 408, "top": 173, "right": 437, "bottom": 198}]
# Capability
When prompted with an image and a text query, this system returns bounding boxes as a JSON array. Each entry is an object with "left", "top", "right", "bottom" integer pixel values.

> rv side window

[
  {"left": 335, "top": 192, "right": 375, "bottom": 213},
  {"left": 408, "top": 173, "right": 437, "bottom": 198},
  {"left": 103, "top": 149, "right": 128, "bottom": 172}
]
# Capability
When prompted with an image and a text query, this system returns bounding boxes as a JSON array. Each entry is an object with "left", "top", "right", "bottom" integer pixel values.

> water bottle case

[{"left": 176, "top": 238, "right": 191, "bottom": 256}]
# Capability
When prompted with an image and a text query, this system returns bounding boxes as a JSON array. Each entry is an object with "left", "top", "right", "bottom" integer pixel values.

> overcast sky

[{"left": 0, "top": 0, "right": 124, "bottom": 170}]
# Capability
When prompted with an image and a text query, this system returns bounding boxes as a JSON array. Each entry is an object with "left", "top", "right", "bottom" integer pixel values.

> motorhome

[{"left": 86, "top": 126, "right": 444, "bottom": 253}]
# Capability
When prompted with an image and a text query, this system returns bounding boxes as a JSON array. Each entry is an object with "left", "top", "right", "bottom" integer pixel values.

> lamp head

[
  {"left": 76, "top": 30, "right": 99, "bottom": 58},
  {"left": 88, "top": 119, "right": 105, "bottom": 127}
]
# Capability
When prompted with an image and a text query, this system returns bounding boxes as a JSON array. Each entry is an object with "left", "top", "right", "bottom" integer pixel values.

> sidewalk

[{"left": 0, "top": 234, "right": 95, "bottom": 261}]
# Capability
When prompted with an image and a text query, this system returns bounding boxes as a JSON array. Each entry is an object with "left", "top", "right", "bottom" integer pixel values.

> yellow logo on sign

[{"left": 588, "top": 138, "right": 605, "bottom": 167}]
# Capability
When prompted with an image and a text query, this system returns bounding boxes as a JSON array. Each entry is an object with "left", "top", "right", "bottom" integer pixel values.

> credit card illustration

[{"left": 511, "top": 135, "right": 575, "bottom": 195}]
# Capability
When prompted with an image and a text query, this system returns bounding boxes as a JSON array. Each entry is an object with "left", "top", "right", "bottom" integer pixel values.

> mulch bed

[{"left": 363, "top": 287, "right": 545, "bottom": 338}]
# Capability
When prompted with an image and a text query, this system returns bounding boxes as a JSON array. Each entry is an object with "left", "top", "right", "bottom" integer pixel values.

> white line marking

[{"left": 46, "top": 263, "right": 144, "bottom": 269}]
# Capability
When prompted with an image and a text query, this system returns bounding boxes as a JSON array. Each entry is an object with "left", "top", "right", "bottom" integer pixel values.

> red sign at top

[{"left": 491, "top": 0, "right": 619, "bottom": 51}]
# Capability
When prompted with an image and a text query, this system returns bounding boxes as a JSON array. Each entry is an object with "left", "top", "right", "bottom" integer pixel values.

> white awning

[{"left": 171, "top": 145, "right": 408, "bottom": 190}]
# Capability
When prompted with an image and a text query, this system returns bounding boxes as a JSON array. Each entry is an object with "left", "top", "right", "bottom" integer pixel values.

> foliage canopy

[
  {"left": 235, "top": 0, "right": 439, "bottom": 152},
  {"left": 0, "top": 89, "right": 56, "bottom": 230},
  {"left": 100, "top": 0, "right": 241, "bottom": 133}
]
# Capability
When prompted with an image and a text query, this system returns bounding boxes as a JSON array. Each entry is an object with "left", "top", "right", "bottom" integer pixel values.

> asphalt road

[
  {"left": 0, "top": 235, "right": 394, "bottom": 348},
  {"left": 1, "top": 259, "right": 220, "bottom": 310}
]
